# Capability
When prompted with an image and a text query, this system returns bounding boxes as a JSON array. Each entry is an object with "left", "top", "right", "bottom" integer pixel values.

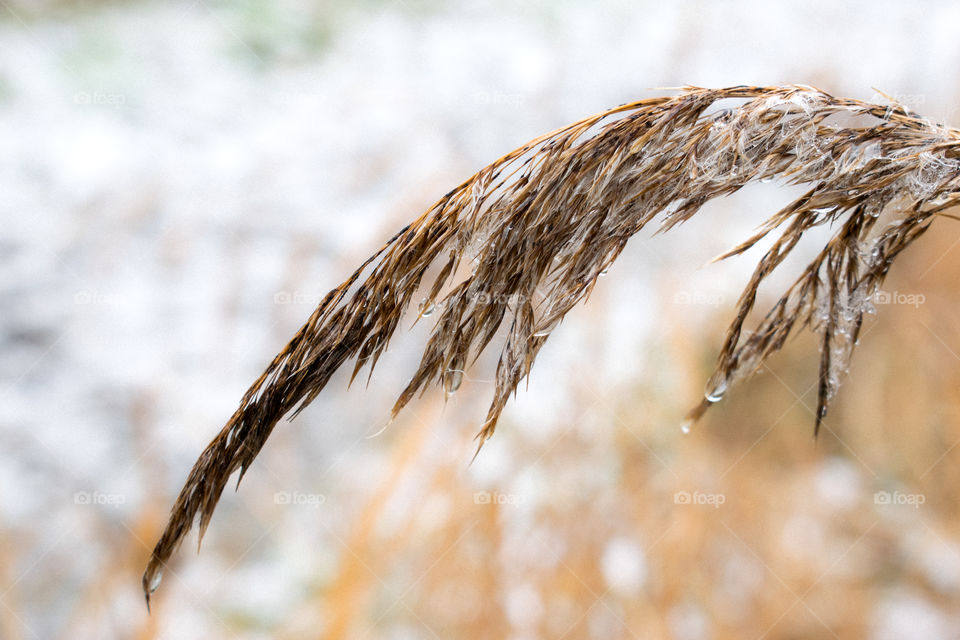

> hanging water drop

[
  {"left": 599, "top": 267, "right": 609, "bottom": 277},
  {"left": 444, "top": 369, "right": 464, "bottom": 394},
  {"left": 147, "top": 569, "right": 163, "bottom": 594},
  {"left": 680, "top": 419, "right": 693, "bottom": 435},
  {"left": 419, "top": 298, "right": 435, "bottom": 317},
  {"left": 532, "top": 317, "right": 559, "bottom": 337},
  {"left": 704, "top": 372, "right": 728, "bottom": 403}
]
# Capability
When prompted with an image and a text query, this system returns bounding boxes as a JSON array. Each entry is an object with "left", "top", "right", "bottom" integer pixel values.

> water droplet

[
  {"left": 861, "top": 141, "right": 881, "bottom": 161},
  {"left": 147, "top": 569, "right": 163, "bottom": 594},
  {"left": 444, "top": 369, "right": 463, "bottom": 394},
  {"left": 419, "top": 299, "right": 435, "bottom": 317},
  {"left": 704, "top": 372, "right": 728, "bottom": 403},
  {"left": 599, "top": 267, "right": 609, "bottom": 277},
  {"left": 532, "top": 318, "right": 560, "bottom": 337},
  {"left": 680, "top": 420, "right": 692, "bottom": 435}
]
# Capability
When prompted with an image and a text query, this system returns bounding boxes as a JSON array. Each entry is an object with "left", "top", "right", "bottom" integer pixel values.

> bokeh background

[{"left": 4, "top": 1, "right": 960, "bottom": 638}]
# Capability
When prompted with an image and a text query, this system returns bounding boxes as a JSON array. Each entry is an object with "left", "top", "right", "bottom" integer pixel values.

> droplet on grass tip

[
  {"left": 419, "top": 298, "right": 435, "bottom": 317},
  {"left": 146, "top": 569, "right": 163, "bottom": 594},
  {"left": 444, "top": 369, "right": 464, "bottom": 394},
  {"left": 704, "top": 371, "right": 728, "bottom": 403},
  {"left": 532, "top": 317, "right": 560, "bottom": 338}
]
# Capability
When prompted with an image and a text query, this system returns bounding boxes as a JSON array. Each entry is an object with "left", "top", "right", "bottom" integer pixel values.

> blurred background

[{"left": 3, "top": 1, "right": 960, "bottom": 638}]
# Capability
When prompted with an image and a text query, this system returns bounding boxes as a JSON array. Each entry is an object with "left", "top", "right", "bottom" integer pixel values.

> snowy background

[{"left": 4, "top": 1, "right": 960, "bottom": 638}]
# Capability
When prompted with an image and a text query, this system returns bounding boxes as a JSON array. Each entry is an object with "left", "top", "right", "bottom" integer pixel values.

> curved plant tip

[{"left": 143, "top": 85, "right": 960, "bottom": 608}]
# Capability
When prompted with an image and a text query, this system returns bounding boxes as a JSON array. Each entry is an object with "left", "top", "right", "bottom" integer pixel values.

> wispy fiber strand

[{"left": 143, "top": 85, "right": 960, "bottom": 606}]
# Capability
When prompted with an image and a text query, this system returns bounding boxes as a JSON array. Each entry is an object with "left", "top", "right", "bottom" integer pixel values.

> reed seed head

[{"left": 142, "top": 85, "right": 960, "bottom": 607}]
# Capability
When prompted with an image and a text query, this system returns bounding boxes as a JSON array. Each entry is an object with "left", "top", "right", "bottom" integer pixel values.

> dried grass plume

[{"left": 142, "top": 85, "right": 960, "bottom": 607}]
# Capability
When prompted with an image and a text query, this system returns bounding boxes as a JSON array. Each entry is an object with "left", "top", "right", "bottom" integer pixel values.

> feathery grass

[{"left": 142, "top": 85, "right": 960, "bottom": 607}]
